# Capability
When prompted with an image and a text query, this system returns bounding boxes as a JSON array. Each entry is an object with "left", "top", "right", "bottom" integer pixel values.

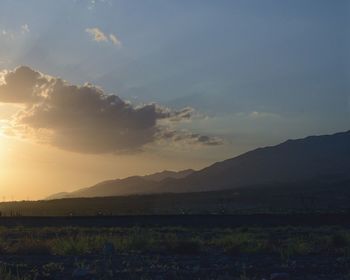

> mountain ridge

[
  {"left": 46, "top": 130, "right": 350, "bottom": 200},
  {"left": 46, "top": 169, "right": 195, "bottom": 199}
]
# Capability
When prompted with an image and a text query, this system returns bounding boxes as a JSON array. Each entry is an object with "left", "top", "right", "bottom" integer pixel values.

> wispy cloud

[
  {"left": 85, "top": 27, "right": 121, "bottom": 47},
  {"left": 21, "top": 24, "right": 30, "bottom": 34},
  {"left": 248, "top": 111, "right": 281, "bottom": 120},
  {"left": 0, "top": 24, "right": 30, "bottom": 40},
  {"left": 109, "top": 34, "right": 122, "bottom": 47},
  {"left": 0, "top": 29, "right": 14, "bottom": 40},
  {"left": 86, "top": 0, "right": 112, "bottom": 10},
  {"left": 85, "top": 27, "right": 108, "bottom": 42}
]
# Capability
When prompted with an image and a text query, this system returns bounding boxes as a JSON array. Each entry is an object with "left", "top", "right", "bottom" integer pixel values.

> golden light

[{"left": 0, "top": 130, "right": 9, "bottom": 162}]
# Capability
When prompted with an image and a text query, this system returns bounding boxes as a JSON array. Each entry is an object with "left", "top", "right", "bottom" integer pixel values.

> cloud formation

[
  {"left": 0, "top": 66, "right": 221, "bottom": 154},
  {"left": 85, "top": 27, "right": 121, "bottom": 47},
  {"left": 109, "top": 34, "right": 121, "bottom": 46},
  {"left": 0, "top": 24, "right": 30, "bottom": 40},
  {"left": 85, "top": 27, "right": 108, "bottom": 42},
  {"left": 21, "top": 24, "right": 30, "bottom": 34},
  {"left": 0, "top": 66, "right": 51, "bottom": 103},
  {"left": 159, "top": 129, "right": 223, "bottom": 147}
]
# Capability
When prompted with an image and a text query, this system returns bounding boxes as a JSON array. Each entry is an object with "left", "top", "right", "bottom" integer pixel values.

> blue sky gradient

[{"left": 0, "top": 0, "right": 349, "bottom": 154}]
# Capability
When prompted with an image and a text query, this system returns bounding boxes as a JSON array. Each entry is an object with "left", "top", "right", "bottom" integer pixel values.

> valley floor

[{"left": 0, "top": 224, "right": 349, "bottom": 279}]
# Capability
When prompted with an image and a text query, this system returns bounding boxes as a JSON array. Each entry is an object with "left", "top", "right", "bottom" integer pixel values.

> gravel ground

[{"left": 0, "top": 253, "right": 349, "bottom": 279}]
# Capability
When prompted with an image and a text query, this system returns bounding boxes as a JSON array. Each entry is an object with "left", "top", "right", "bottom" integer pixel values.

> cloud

[
  {"left": 21, "top": 24, "right": 30, "bottom": 34},
  {"left": 86, "top": 0, "right": 112, "bottom": 10},
  {"left": 85, "top": 28, "right": 121, "bottom": 47},
  {"left": 0, "top": 24, "right": 30, "bottom": 40},
  {"left": 109, "top": 34, "right": 121, "bottom": 47},
  {"left": 248, "top": 111, "right": 281, "bottom": 120},
  {"left": 85, "top": 27, "right": 108, "bottom": 42},
  {"left": 159, "top": 129, "right": 223, "bottom": 147},
  {"left": 0, "top": 66, "right": 52, "bottom": 103},
  {"left": 1, "top": 29, "right": 14, "bottom": 40},
  {"left": 0, "top": 66, "right": 221, "bottom": 154}
]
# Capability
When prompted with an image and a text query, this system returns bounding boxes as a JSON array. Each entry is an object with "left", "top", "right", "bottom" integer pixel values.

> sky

[{"left": 0, "top": 0, "right": 349, "bottom": 200}]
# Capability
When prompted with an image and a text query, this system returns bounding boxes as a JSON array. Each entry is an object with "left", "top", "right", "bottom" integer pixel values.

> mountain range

[
  {"left": 46, "top": 169, "right": 195, "bottom": 199},
  {"left": 47, "top": 130, "right": 350, "bottom": 200}
]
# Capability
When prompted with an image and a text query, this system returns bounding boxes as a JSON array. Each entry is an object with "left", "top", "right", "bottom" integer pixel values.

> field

[
  {"left": 0, "top": 183, "right": 350, "bottom": 279},
  {"left": 0, "top": 216, "right": 349, "bottom": 279}
]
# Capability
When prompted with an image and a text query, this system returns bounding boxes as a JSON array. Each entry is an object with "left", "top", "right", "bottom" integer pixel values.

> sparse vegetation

[
  {"left": 0, "top": 225, "right": 348, "bottom": 257},
  {"left": 0, "top": 225, "right": 348, "bottom": 278}
]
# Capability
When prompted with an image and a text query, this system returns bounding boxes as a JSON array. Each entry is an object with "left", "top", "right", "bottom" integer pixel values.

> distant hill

[
  {"left": 47, "top": 169, "right": 194, "bottom": 199},
  {"left": 47, "top": 130, "right": 350, "bottom": 199},
  {"left": 45, "top": 192, "right": 70, "bottom": 200}
]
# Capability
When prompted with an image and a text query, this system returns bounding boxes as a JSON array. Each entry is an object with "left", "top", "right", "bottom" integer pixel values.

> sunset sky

[{"left": 0, "top": 0, "right": 349, "bottom": 200}]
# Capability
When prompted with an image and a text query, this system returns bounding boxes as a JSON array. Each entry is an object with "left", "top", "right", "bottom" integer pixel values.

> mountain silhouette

[
  {"left": 47, "top": 169, "right": 194, "bottom": 199},
  {"left": 46, "top": 130, "right": 350, "bottom": 199}
]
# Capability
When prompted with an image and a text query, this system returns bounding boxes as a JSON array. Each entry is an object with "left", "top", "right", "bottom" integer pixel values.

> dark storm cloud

[{"left": 0, "top": 66, "right": 222, "bottom": 153}]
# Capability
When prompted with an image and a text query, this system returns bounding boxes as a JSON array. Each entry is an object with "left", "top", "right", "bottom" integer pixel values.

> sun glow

[{"left": 0, "top": 132, "right": 9, "bottom": 163}]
